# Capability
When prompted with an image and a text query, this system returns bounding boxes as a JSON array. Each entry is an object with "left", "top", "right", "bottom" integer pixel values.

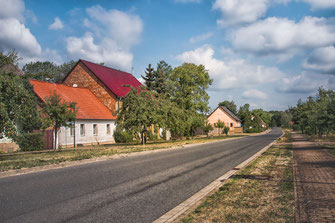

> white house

[{"left": 30, "top": 80, "right": 117, "bottom": 148}]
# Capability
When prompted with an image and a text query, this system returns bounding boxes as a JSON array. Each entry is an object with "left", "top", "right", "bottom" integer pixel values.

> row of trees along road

[
  {"left": 0, "top": 51, "right": 77, "bottom": 151},
  {"left": 290, "top": 88, "right": 335, "bottom": 136},
  {"left": 115, "top": 61, "right": 213, "bottom": 144}
]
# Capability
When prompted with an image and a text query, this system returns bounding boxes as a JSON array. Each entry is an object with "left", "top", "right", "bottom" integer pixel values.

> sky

[{"left": 0, "top": 0, "right": 335, "bottom": 112}]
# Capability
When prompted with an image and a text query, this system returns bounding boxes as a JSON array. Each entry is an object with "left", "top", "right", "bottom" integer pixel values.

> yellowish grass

[{"left": 181, "top": 144, "right": 294, "bottom": 223}]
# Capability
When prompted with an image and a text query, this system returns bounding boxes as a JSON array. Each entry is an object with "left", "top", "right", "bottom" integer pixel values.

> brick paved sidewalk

[{"left": 292, "top": 133, "right": 335, "bottom": 223}]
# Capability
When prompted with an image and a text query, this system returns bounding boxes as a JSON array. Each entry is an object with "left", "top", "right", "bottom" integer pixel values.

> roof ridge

[
  {"left": 30, "top": 79, "right": 88, "bottom": 90},
  {"left": 80, "top": 59, "right": 133, "bottom": 76}
]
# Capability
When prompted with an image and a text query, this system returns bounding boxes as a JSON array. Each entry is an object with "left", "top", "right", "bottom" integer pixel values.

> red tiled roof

[
  {"left": 30, "top": 80, "right": 116, "bottom": 120},
  {"left": 80, "top": 59, "right": 142, "bottom": 98}
]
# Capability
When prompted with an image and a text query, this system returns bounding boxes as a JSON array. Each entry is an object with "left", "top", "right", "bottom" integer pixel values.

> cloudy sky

[{"left": 1, "top": 0, "right": 335, "bottom": 111}]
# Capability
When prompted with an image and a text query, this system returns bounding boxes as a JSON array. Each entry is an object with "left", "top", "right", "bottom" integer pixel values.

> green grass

[
  {"left": 181, "top": 143, "right": 294, "bottom": 223},
  {"left": 0, "top": 134, "right": 244, "bottom": 172}
]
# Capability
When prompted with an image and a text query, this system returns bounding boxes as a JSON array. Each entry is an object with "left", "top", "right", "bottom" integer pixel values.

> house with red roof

[
  {"left": 63, "top": 59, "right": 142, "bottom": 113},
  {"left": 30, "top": 80, "right": 117, "bottom": 148}
]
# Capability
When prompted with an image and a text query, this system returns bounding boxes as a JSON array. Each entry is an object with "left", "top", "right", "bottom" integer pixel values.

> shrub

[
  {"left": 147, "top": 131, "right": 158, "bottom": 141},
  {"left": 16, "top": 132, "right": 44, "bottom": 151},
  {"left": 113, "top": 127, "right": 133, "bottom": 143},
  {"left": 223, "top": 126, "right": 230, "bottom": 136}
]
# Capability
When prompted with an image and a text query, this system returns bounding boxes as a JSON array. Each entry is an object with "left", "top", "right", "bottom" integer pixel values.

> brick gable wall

[{"left": 63, "top": 61, "right": 118, "bottom": 112}]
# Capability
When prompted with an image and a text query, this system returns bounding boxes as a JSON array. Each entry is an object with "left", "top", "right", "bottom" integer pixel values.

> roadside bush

[
  {"left": 16, "top": 132, "right": 44, "bottom": 151},
  {"left": 147, "top": 131, "right": 158, "bottom": 141},
  {"left": 113, "top": 127, "right": 133, "bottom": 143},
  {"left": 245, "top": 128, "right": 261, "bottom": 133},
  {"left": 223, "top": 126, "right": 230, "bottom": 136}
]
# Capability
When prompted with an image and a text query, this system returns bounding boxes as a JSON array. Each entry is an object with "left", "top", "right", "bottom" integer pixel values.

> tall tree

[
  {"left": 154, "top": 60, "right": 172, "bottom": 96},
  {"left": 170, "top": 63, "right": 212, "bottom": 113},
  {"left": 141, "top": 64, "right": 155, "bottom": 91},
  {"left": 42, "top": 92, "right": 77, "bottom": 150},
  {"left": 218, "top": 100, "right": 237, "bottom": 115}
]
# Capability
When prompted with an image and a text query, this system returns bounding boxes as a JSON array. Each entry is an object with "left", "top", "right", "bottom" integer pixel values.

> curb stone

[{"left": 153, "top": 129, "right": 284, "bottom": 223}]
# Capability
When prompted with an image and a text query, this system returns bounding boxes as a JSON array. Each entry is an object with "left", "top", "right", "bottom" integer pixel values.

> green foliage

[
  {"left": 290, "top": 88, "right": 335, "bottom": 136},
  {"left": 141, "top": 64, "right": 155, "bottom": 91},
  {"left": 16, "top": 132, "right": 44, "bottom": 151},
  {"left": 223, "top": 126, "right": 230, "bottom": 136},
  {"left": 0, "top": 73, "right": 42, "bottom": 141},
  {"left": 113, "top": 126, "right": 133, "bottom": 143},
  {"left": 22, "top": 60, "right": 77, "bottom": 82},
  {"left": 219, "top": 100, "right": 237, "bottom": 115},
  {"left": 42, "top": 92, "right": 76, "bottom": 150},
  {"left": 170, "top": 63, "right": 212, "bottom": 113},
  {"left": 203, "top": 121, "right": 214, "bottom": 138},
  {"left": 116, "top": 87, "right": 159, "bottom": 144},
  {"left": 214, "top": 119, "right": 225, "bottom": 136}
]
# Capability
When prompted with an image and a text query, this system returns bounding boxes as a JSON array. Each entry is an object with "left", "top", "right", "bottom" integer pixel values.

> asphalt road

[{"left": 0, "top": 128, "right": 282, "bottom": 223}]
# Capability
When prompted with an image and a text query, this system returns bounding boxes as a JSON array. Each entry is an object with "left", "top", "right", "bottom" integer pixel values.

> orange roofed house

[
  {"left": 207, "top": 106, "right": 243, "bottom": 134},
  {"left": 30, "top": 80, "right": 117, "bottom": 148}
]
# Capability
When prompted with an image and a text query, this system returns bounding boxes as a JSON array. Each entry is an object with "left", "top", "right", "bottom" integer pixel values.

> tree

[
  {"left": 223, "top": 126, "right": 230, "bottom": 136},
  {"left": 116, "top": 87, "right": 159, "bottom": 144},
  {"left": 214, "top": 119, "right": 225, "bottom": 136},
  {"left": 42, "top": 92, "right": 76, "bottom": 150},
  {"left": 23, "top": 61, "right": 58, "bottom": 81},
  {"left": 154, "top": 61, "right": 172, "bottom": 96},
  {"left": 141, "top": 64, "right": 155, "bottom": 91},
  {"left": 0, "top": 73, "right": 42, "bottom": 141},
  {"left": 22, "top": 60, "right": 77, "bottom": 82},
  {"left": 170, "top": 63, "right": 212, "bottom": 114},
  {"left": 219, "top": 100, "right": 237, "bottom": 115},
  {"left": 203, "top": 121, "right": 214, "bottom": 138}
]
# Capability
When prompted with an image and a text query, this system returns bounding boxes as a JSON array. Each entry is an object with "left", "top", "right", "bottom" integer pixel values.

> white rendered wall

[{"left": 58, "top": 119, "right": 116, "bottom": 147}]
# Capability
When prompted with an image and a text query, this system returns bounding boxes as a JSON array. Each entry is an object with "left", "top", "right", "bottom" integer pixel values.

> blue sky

[{"left": 1, "top": 0, "right": 335, "bottom": 112}]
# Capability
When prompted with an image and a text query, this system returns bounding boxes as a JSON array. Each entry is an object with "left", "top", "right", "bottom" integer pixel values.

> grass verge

[
  {"left": 0, "top": 135, "right": 244, "bottom": 172},
  {"left": 181, "top": 144, "right": 294, "bottom": 223}
]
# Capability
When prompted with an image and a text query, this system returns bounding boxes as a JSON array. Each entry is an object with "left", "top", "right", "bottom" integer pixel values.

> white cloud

[
  {"left": 242, "top": 89, "right": 268, "bottom": 99},
  {"left": 49, "top": 17, "right": 64, "bottom": 30},
  {"left": 66, "top": 5, "right": 143, "bottom": 70},
  {"left": 213, "top": 0, "right": 268, "bottom": 26},
  {"left": 66, "top": 32, "right": 133, "bottom": 71},
  {"left": 232, "top": 17, "right": 335, "bottom": 57},
  {"left": 0, "top": 18, "right": 41, "bottom": 56},
  {"left": 189, "top": 32, "right": 213, "bottom": 44},
  {"left": 176, "top": 45, "right": 284, "bottom": 90},
  {"left": 303, "top": 45, "right": 335, "bottom": 75},
  {"left": 0, "top": 0, "right": 25, "bottom": 21},
  {"left": 86, "top": 5, "right": 143, "bottom": 49},
  {"left": 299, "top": 0, "right": 335, "bottom": 9}
]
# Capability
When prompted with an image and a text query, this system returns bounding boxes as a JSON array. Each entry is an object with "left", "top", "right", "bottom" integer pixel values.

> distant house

[
  {"left": 207, "top": 106, "right": 243, "bottom": 134},
  {"left": 30, "top": 80, "right": 117, "bottom": 148},
  {"left": 63, "top": 59, "right": 142, "bottom": 113}
]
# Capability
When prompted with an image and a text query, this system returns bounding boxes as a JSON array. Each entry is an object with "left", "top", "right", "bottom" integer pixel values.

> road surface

[{"left": 0, "top": 128, "right": 282, "bottom": 223}]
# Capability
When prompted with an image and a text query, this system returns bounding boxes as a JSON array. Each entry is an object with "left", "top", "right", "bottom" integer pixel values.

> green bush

[
  {"left": 113, "top": 128, "right": 133, "bottom": 143},
  {"left": 16, "top": 132, "right": 44, "bottom": 151},
  {"left": 245, "top": 128, "right": 261, "bottom": 133},
  {"left": 147, "top": 131, "right": 158, "bottom": 141}
]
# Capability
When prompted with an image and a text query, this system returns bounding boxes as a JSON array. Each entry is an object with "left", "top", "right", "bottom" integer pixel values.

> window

[
  {"left": 93, "top": 124, "right": 98, "bottom": 136},
  {"left": 80, "top": 124, "right": 85, "bottom": 136},
  {"left": 70, "top": 127, "right": 74, "bottom": 136},
  {"left": 106, "top": 124, "right": 111, "bottom": 135},
  {"left": 230, "top": 123, "right": 233, "bottom": 127}
]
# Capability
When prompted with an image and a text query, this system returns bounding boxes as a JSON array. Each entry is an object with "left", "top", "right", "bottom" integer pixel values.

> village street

[{"left": 0, "top": 128, "right": 282, "bottom": 223}]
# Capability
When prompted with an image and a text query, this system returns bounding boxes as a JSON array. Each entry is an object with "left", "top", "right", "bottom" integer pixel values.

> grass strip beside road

[
  {"left": 0, "top": 135, "right": 244, "bottom": 172},
  {"left": 181, "top": 143, "right": 294, "bottom": 223}
]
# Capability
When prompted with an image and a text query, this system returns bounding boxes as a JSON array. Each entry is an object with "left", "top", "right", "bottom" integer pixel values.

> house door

[{"left": 45, "top": 130, "right": 53, "bottom": 150}]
